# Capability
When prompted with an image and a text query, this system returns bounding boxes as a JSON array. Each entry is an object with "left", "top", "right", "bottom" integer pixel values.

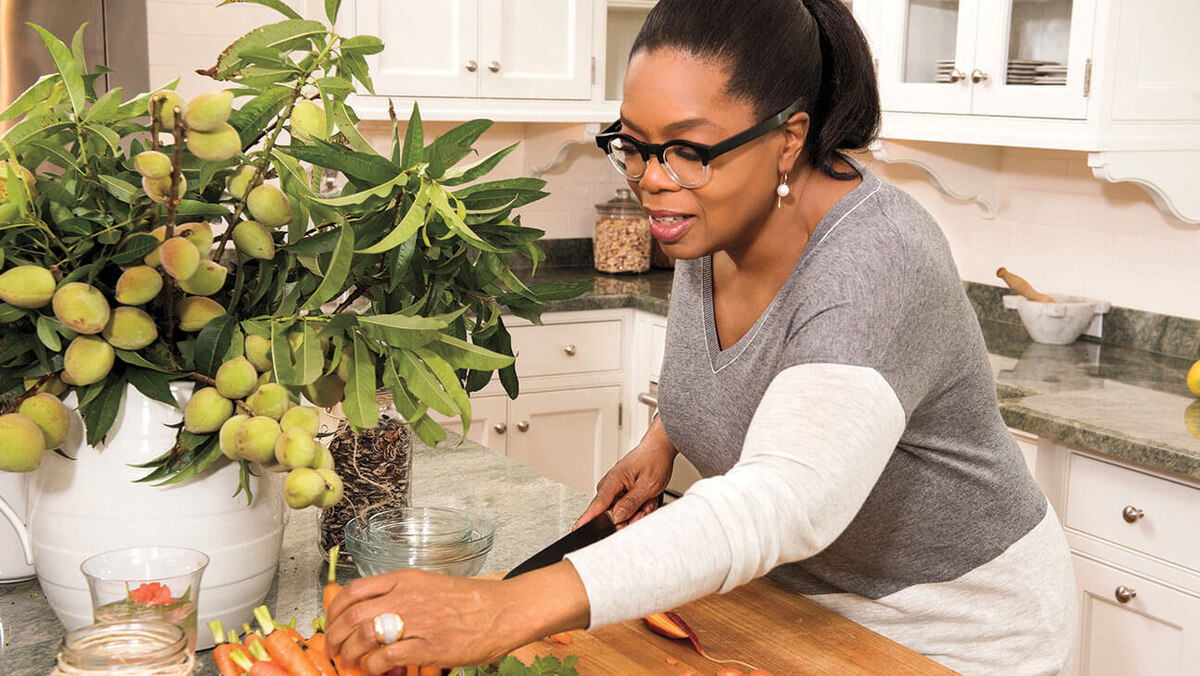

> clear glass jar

[
  {"left": 594, "top": 188, "right": 651, "bottom": 274},
  {"left": 53, "top": 620, "right": 194, "bottom": 675},
  {"left": 319, "top": 395, "right": 413, "bottom": 566}
]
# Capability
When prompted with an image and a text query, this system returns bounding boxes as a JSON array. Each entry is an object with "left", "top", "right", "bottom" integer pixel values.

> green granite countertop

[
  {"left": 0, "top": 436, "right": 589, "bottom": 676},
  {"left": 532, "top": 266, "right": 1200, "bottom": 483}
]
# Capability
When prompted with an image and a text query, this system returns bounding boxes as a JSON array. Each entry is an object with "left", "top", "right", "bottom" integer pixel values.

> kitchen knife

[{"left": 502, "top": 511, "right": 617, "bottom": 580}]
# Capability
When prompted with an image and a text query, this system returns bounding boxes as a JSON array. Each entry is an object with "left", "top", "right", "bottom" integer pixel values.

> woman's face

[{"left": 619, "top": 48, "right": 788, "bottom": 259}]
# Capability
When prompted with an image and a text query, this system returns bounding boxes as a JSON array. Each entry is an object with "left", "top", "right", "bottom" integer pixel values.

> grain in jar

[{"left": 593, "top": 189, "right": 650, "bottom": 274}]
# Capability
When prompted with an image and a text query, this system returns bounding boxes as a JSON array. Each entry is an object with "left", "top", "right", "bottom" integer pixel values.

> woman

[{"left": 326, "top": 1, "right": 1077, "bottom": 673}]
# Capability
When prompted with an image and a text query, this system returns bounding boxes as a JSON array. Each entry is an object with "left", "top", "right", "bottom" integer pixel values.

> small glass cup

[{"left": 80, "top": 546, "right": 209, "bottom": 653}]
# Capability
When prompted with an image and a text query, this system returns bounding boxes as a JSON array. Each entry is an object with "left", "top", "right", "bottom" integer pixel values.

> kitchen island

[{"left": 0, "top": 433, "right": 954, "bottom": 675}]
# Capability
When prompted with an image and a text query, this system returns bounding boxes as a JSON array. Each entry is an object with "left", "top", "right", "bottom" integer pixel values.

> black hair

[{"left": 630, "top": 0, "right": 880, "bottom": 180}]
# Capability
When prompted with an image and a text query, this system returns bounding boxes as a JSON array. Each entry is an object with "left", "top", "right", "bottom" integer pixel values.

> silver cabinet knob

[
  {"left": 465, "top": 60, "right": 478, "bottom": 72},
  {"left": 1114, "top": 586, "right": 1137, "bottom": 604},
  {"left": 516, "top": 421, "right": 529, "bottom": 432},
  {"left": 971, "top": 69, "right": 989, "bottom": 83},
  {"left": 947, "top": 68, "right": 966, "bottom": 83},
  {"left": 563, "top": 344, "right": 576, "bottom": 356},
  {"left": 493, "top": 423, "right": 506, "bottom": 435},
  {"left": 488, "top": 60, "right": 501, "bottom": 73},
  {"left": 1122, "top": 506, "right": 1144, "bottom": 523}
]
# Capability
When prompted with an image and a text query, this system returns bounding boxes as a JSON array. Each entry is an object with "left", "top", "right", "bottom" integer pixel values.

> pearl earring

[{"left": 775, "top": 173, "right": 790, "bottom": 208}]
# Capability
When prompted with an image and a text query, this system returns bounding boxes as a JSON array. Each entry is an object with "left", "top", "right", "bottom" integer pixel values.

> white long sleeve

[{"left": 564, "top": 362, "right": 907, "bottom": 628}]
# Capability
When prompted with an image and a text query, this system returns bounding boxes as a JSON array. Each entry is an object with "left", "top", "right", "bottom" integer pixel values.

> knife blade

[{"left": 502, "top": 511, "right": 617, "bottom": 580}]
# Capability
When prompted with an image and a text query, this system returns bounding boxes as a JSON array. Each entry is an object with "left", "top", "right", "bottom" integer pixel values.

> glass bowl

[{"left": 344, "top": 506, "right": 494, "bottom": 577}]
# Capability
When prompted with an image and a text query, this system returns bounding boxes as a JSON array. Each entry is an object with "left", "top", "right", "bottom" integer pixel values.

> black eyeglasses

[{"left": 595, "top": 97, "right": 804, "bottom": 188}]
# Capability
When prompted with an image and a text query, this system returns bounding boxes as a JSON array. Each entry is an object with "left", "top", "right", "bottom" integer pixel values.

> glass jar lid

[{"left": 595, "top": 188, "right": 644, "bottom": 218}]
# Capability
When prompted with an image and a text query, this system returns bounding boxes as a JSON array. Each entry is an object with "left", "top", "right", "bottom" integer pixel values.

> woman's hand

[
  {"left": 576, "top": 417, "right": 678, "bottom": 529},
  {"left": 324, "top": 562, "right": 590, "bottom": 674}
]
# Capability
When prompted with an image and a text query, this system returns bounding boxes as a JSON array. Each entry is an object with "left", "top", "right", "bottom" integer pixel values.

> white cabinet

[
  {"left": 431, "top": 310, "right": 630, "bottom": 496},
  {"left": 506, "top": 387, "right": 620, "bottom": 495},
  {"left": 352, "top": 0, "right": 593, "bottom": 101},
  {"left": 1072, "top": 553, "right": 1200, "bottom": 676},
  {"left": 1023, "top": 436, "right": 1200, "bottom": 676}
]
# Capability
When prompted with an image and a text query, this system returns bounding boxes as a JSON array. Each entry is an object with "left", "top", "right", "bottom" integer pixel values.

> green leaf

[
  {"left": 84, "top": 87, "right": 122, "bottom": 123},
  {"left": 300, "top": 220, "right": 354, "bottom": 311},
  {"left": 428, "top": 185, "right": 498, "bottom": 252},
  {"left": 414, "top": 347, "right": 470, "bottom": 433},
  {"left": 176, "top": 200, "right": 231, "bottom": 218},
  {"left": 114, "top": 349, "right": 175, "bottom": 373},
  {"left": 0, "top": 119, "right": 74, "bottom": 154},
  {"left": 97, "top": 175, "right": 139, "bottom": 204},
  {"left": 341, "top": 333, "right": 378, "bottom": 429},
  {"left": 89, "top": 125, "right": 122, "bottom": 154},
  {"left": 195, "top": 315, "right": 240, "bottom": 378},
  {"left": 279, "top": 139, "right": 399, "bottom": 184},
  {"left": 28, "top": 24, "right": 87, "bottom": 116},
  {"left": 339, "top": 52, "right": 374, "bottom": 94},
  {"left": 269, "top": 321, "right": 297, "bottom": 385},
  {"left": 441, "top": 142, "right": 518, "bottom": 186},
  {"left": 110, "top": 234, "right": 160, "bottom": 265},
  {"left": 356, "top": 183, "right": 428, "bottom": 254},
  {"left": 427, "top": 334, "right": 514, "bottom": 370},
  {"left": 218, "top": 0, "right": 302, "bottom": 20},
  {"left": 425, "top": 119, "right": 492, "bottom": 178},
  {"left": 401, "top": 102, "right": 423, "bottom": 169},
  {"left": 330, "top": 99, "right": 377, "bottom": 154},
  {"left": 82, "top": 372, "right": 127, "bottom": 446},
  {"left": 35, "top": 316, "right": 62, "bottom": 352},
  {"left": 0, "top": 74, "right": 60, "bottom": 121},
  {"left": 310, "top": 171, "right": 405, "bottom": 207},
  {"left": 395, "top": 349, "right": 456, "bottom": 416},
  {"left": 339, "top": 35, "right": 384, "bottom": 55},
  {"left": 126, "top": 368, "right": 179, "bottom": 407},
  {"left": 292, "top": 322, "right": 323, "bottom": 386},
  {"left": 314, "top": 75, "right": 354, "bottom": 99},
  {"left": 325, "top": 0, "right": 343, "bottom": 24},
  {"left": 229, "top": 88, "right": 291, "bottom": 148},
  {"left": 202, "top": 19, "right": 326, "bottom": 79},
  {"left": 496, "top": 323, "right": 518, "bottom": 399}
]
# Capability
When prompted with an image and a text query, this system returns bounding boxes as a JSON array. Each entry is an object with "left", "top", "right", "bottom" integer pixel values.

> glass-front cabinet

[{"left": 870, "top": 0, "right": 1096, "bottom": 119}]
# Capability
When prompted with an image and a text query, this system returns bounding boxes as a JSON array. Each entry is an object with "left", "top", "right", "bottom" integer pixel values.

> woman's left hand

[{"left": 324, "top": 569, "right": 518, "bottom": 673}]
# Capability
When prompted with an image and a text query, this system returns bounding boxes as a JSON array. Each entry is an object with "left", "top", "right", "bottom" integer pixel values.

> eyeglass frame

[{"left": 594, "top": 97, "right": 806, "bottom": 187}]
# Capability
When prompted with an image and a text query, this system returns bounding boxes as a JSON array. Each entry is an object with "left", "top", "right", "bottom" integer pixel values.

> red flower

[{"left": 129, "top": 582, "right": 173, "bottom": 606}]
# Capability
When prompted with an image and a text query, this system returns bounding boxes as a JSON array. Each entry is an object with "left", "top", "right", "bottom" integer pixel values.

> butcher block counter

[{"left": 0, "top": 434, "right": 952, "bottom": 675}]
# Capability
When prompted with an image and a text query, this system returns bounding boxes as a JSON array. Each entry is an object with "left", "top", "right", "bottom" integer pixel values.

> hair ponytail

[
  {"left": 630, "top": 0, "right": 881, "bottom": 180},
  {"left": 799, "top": 0, "right": 880, "bottom": 179}
]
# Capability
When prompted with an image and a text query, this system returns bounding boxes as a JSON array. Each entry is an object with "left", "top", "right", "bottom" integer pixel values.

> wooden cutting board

[{"left": 507, "top": 578, "right": 958, "bottom": 675}]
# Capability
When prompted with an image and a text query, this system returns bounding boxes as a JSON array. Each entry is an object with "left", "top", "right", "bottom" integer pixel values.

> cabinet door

[
  {"left": 478, "top": 0, "right": 593, "bottom": 100},
  {"left": 1072, "top": 554, "right": 1200, "bottom": 676},
  {"left": 429, "top": 393, "right": 508, "bottom": 455},
  {"left": 506, "top": 386, "right": 620, "bottom": 496},
  {"left": 970, "top": 0, "right": 1096, "bottom": 119},
  {"left": 872, "top": 0, "right": 979, "bottom": 114},
  {"left": 356, "top": 0, "right": 479, "bottom": 97},
  {"left": 1108, "top": 0, "right": 1200, "bottom": 121}
]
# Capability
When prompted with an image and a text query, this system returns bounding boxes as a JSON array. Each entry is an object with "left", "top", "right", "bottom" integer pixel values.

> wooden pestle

[{"left": 996, "top": 267, "right": 1057, "bottom": 303}]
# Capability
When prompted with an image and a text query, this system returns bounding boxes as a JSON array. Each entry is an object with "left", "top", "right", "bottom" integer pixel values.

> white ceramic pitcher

[
  {"left": 0, "top": 471, "right": 36, "bottom": 582},
  {"left": 0, "top": 383, "right": 285, "bottom": 649}
]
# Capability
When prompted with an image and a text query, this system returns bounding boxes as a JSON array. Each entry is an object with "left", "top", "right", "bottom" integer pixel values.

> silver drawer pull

[
  {"left": 637, "top": 392, "right": 658, "bottom": 407},
  {"left": 516, "top": 421, "right": 529, "bottom": 432},
  {"left": 493, "top": 423, "right": 507, "bottom": 435},
  {"left": 563, "top": 344, "right": 576, "bottom": 356},
  {"left": 1122, "top": 506, "right": 1144, "bottom": 523},
  {"left": 1114, "top": 586, "right": 1137, "bottom": 604}
]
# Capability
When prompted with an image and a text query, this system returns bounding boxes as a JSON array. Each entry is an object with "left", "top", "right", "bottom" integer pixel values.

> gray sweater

[{"left": 566, "top": 162, "right": 1076, "bottom": 675}]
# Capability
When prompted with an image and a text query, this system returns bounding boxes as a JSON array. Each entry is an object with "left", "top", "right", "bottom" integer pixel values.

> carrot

[
  {"left": 255, "top": 605, "right": 321, "bottom": 676},
  {"left": 304, "top": 632, "right": 338, "bottom": 676},
  {"left": 407, "top": 668, "right": 419, "bottom": 676},
  {"left": 232, "top": 648, "right": 290, "bottom": 676},
  {"left": 244, "top": 623, "right": 265, "bottom": 651},
  {"left": 549, "top": 632, "right": 573, "bottom": 645},
  {"left": 278, "top": 624, "right": 306, "bottom": 647},
  {"left": 323, "top": 545, "right": 341, "bottom": 612},
  {"left": 208, "top": 620, "right": 246, "bottom": 676},
  {"left": 419, "top": 668, "right": 441, "bottom": 676}
]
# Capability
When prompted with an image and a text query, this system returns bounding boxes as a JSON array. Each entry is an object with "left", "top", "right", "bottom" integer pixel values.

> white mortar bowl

[{"left": 1003, "top": 294, "right": 1111, "bottom": 345}]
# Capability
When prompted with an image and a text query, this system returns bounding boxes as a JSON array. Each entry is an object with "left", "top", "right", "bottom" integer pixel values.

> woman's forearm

[{"left": 498, "top": 560, "right": 592, "bottom": 640}]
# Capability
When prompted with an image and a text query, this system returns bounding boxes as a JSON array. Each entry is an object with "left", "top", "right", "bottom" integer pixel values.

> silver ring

[{"left": 372, "top": 612, "right": 404, "bottom": 645}]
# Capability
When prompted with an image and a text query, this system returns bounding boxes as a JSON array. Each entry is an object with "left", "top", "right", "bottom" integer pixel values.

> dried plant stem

[{"left": 0, "top": 373, "right": 57, "bottom": 414}]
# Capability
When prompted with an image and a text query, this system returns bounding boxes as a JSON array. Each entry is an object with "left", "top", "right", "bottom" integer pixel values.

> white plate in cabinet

[
  {"left": 509, "top": 320, "right": 623, "bottom": 379},
  {"left": 1072, "top": 553, "right": 1200, "bottom": 676},
  {"left": 1065, "top": 454, "right": 1200, "bottom": 573}
]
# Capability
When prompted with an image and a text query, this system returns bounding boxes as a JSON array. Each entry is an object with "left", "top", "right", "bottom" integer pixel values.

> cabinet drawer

[
  {"left": 509, "top": 320, "right": 622, "bottom": 378},
  {"left": 1065, "top": 454, "right": 1200, "bottom": 572}
]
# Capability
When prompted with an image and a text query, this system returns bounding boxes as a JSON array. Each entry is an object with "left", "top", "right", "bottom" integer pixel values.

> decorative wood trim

[
  {"left": 868, "top": 140, "right": 997, "bottom": 218},
  {"left": 1088, "top": 150, "right": 1200, "bottom": 224}
]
